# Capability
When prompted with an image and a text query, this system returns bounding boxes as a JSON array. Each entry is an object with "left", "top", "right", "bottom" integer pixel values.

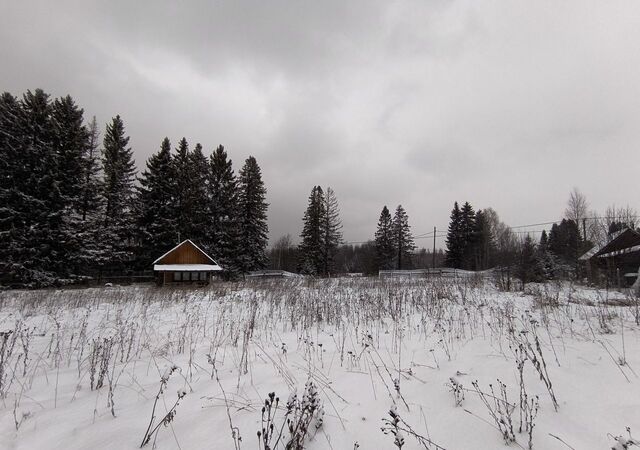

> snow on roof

[
  {"left": 154, "top": 264, "right": 222, "bottom": 272},
  {"left": 597, "top": 244, "right": 640, "bottom": 259},
  {"left": 579, "top": 228, "right": 639, "bottom": 261},
  {"left": 152, "top": 239, "right": 218, "bottom": 265}
]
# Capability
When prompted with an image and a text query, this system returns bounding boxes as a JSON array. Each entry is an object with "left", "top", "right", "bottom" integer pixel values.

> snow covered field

[{"left": 0, "top": 279, "right": 639, "bottom": 449}]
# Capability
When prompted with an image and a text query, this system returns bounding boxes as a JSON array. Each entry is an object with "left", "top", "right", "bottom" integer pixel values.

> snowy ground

[{"left": 0, "top": 278, "right": 639, "bottom": 449}]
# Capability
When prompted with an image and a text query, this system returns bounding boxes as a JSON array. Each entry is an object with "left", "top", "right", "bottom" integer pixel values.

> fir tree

[
  {"left": 459, "top": 201, "right": 476, "bottom": 269},
  {"left": 135, "top": 138, "right": 177, "bottom": 266},
  {"left": 471, "top": 209, "right": 494, "bottom": 270},
  {"left": 51, "top": 95, "right": 91, "bottom": 275},
  {"left": 298, "top": 186, "right": 325, "bottom": 275},
  {"left": 17, "top": 90, "right": 62, "bottom": 283},
  {"left": 51, "top": 95, "right": 89, "bottom": 211},
  {"left": 321, "top": 187, "right": 343, "bottom": 276},
  {"left": 374, "top": 205, "right": 395, "bottom": 271},
  {"left": 236, "top": 156, "right": 268, "bottom": 274},
  {"left": 80, "top": 116, "right": 103, "bottom": 222},
  {"left": 445, "top": 202, "right": 463, "bottom": 268},
  {"left": 548, "top": 219, "right": 581, "bottom": 266},
  {"left": 392, "top": 205, "right": 415, "bottom": 270},
  {"left": 187, "top": 143, "right": 210, "bottom": 245},
  {"left": 0, "top": 92, "right": 32, "bottom": 283},
  {"left": 102, "top": 115, "right": 137, "bottom": 267},
  {"left": 207, "top": 145, "right": 240, "bottom": 273},
  {"left": 172, "top": 137, "right": 192, "bottom": 240}
]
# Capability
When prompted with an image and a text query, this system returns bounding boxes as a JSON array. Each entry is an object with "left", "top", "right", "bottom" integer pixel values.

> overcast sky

[{"left": 2, "top": 1, "right": 639, "bottom": 248}]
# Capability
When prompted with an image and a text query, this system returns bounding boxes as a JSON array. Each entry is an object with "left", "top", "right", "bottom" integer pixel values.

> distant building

[
  {"left": 153, "top": 240, "right": 222, "bottom": 286},
  {"left": 579, "top": 228, "right": 640, "bottom": 288}
]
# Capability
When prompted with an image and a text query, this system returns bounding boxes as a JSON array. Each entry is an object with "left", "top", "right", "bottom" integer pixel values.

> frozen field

[{"left": 0, "top": 278, "right": 639, "bottom": 449}]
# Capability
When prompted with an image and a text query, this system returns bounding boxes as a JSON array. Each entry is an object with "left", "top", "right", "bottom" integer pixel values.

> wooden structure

[
  {"left": 153, "top": 240, "right": 222, "bottom": 286},
  {"left": 579, "top": 228, "right": 640, "bottom": 287}
]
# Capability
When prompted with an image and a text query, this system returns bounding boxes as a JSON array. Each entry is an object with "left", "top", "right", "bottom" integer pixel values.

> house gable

[{"left": 153, "top": 240, "right": 217, "bottom": 266}]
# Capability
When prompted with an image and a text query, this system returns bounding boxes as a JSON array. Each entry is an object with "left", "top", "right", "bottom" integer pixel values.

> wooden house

[
  {"left": 153, "top": 240, "right": 222, "bottom": 286},
  {"left": 579, "top": 228, "right": 640, "bottom": 288}
]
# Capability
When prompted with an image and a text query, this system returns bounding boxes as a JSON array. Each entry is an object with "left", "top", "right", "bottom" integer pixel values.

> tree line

[
  {"left": 0, "top": 89, "right": 268, "bottom": 286},
  {"left": 278, "top": 186, "right": 637, "bottom": 283}
]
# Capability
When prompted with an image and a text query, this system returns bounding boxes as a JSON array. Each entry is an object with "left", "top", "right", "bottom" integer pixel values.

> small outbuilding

[
  {"left": 153, "top": 240, "right": 222, "bottom": 286},
  {"left": 579, "top": 228, "right": 640, "bottom": 288}
]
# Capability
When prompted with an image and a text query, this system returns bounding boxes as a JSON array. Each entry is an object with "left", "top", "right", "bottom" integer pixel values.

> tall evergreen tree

[
  {"left": 80, "top": 116, "right": 103, "bottom": 222},
  {"left": 0, "top": 92, "right": 34, "bottom": 283},
  {"left": 374, "top": 205, "right": 395, "bottom": 271},
  {"left": 471, "top": 209, "right": 494, "bottom": 270},
  {"left": 459, "top": 201, "right": 476, "bottom": 269},
  {"left": 207, "top": 145, "right": 240, "bottom": 272},
  {"left": 445, "top": 202, "right": 463, "bottom": 268},
  {"left": 236, "top": 156, "right": 268, "bottom": 274},
  {"left": 51, "top": 95, "right": 89, "bottom": 211},
  {"left": 321, "top": 187, "right": 343, "bottom": 276},
  {"left": 187, "top": 143, "right": 210, "bottom": 244},
  {"left": 50, "top": 95, "right": 91, "bottom": 275},
  {"left": 172, "top": 137, "right": 192, "bottom": 240},
  {"left": 548, "top": 219, "right": 581, "bottom": 266},
  {"left": 392, "top": 205, "right": 415, "bottom": 270},
  {"left": 102, "top": 115, "right": 137, "bottom": 267},
  {"left": 135, "top": 138, "right": 177, "bottom": 266},
  {"left": 298, "top": 186, "right": 325, "bottom": 275},
  {"left": 73, "top": 116, "right": 110, "bottom": 273},
  {"left": 17, "top": 90, "right": 62, "bottom": 283}
]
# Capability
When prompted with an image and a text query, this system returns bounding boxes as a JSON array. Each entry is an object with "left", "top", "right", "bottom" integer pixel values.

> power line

[{"left": 343, "top": 214, "right": 639, "bottom": 246}]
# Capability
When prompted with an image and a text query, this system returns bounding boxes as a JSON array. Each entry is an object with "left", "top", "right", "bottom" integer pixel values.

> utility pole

[
  {"left": 432, "top": 226, "right": 436, "bottom": 269},
  {"left": 582, "top": 218, "right": 587, "bottom": 242}
]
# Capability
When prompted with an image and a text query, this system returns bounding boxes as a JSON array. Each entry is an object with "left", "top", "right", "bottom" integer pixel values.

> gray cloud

[{"left": 2, "top": 0, "right": 640, "bottom": 248}]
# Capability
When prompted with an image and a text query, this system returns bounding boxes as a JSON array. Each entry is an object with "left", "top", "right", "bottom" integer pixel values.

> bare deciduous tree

[{"left": 564, "top": 188, "right": 588, "bottom": 239}]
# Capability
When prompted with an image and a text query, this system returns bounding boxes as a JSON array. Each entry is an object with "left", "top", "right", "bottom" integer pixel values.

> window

[
  {"left": 199, "top": 272, "right": 206, "bottom": 281},
  {"left": 191, "top": 272, "right": 198, "bottom": 281},
  {"left": 173, "top": 272, "right": 181, "bottom": 281}
]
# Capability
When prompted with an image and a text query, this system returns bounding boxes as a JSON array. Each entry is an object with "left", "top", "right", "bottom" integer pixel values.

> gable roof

[
  {"left": 153, "top": 239, "right": 218, "bottom": 265},
  {"left": 579, "top": 228, "right": 640, "bottom": 261}
]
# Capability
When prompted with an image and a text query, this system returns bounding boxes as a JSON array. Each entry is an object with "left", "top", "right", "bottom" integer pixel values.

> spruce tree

[
  {"left": 102, "top": 115, "right": 137, "bottom": 267},
  {"left": 548, "top": 219, "right": 581, "bottom": 268},
  {"left": 135, "top": 138, "right": 177, "bottom": 266},
  {"left": 18, "top": 90, "right": 62, "bottom": 283},
  {"left": 459, "top": 201, "right": 476, "bottom": 269},
  {"left": 321, "top": 187, "right": 343, "bottom": 276},
  {"left": 392, "top": 205, "right": 415, "bottom": 270},
  {"left": 74, "top": 116, "right": 109, "bottom": 274},
  {"left": 80, "top": 117, "right": 103, "bottom": 222},
  {"left": 471, "top": 209, "right": 494, "bottom": 270},
  {"left": 207, "top": 145, "right": 240, "bottom": 273},
  {"left": 237, "top": 156, "right": 269, "bottom": 274},
  {"left": 187, "top": 143, "right": 210, "bottom": 244},
  {"left": 445, "top": 202, "right": 463, "bottom": 268},
  {"left": 298, "top": 186, "right": 325, "bottom": 275},
  {"left": 51, "top": 95, "right": 89, "bottom": 211},
  {"left": 0, "top": 92, "right": 32, "bottom": 283},
  {"left": 51, "top": 95, "right": 91, "bottom": 275},
  {"left": 374, "top": 205, "right": 395, "bottom": 270},
  {"left": 172, "top": 137, "right": 192, "bottom": 240}
]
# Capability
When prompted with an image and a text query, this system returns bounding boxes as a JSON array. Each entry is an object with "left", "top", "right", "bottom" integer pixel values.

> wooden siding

[{"left": 156, "top": 241, "right": 212, "bottom": 265}]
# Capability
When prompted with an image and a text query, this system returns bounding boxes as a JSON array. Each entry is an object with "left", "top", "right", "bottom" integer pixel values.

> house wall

[{"left": 156, "top": 241, "right": 212, "bottom": 265}]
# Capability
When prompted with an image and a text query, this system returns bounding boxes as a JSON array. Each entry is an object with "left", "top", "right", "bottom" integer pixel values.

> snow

[
  {"left": 153, "top": 264, "right": 222, "bottom": 271},
  {"left": 0, "top": 279, "right": 639, "bottom": 449}
]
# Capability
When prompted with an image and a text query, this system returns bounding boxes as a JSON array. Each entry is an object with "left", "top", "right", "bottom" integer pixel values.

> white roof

[
  {"left": 153, "top": 239, "right": 218, "bottom": 265},
  {"left": 154, "top": 264, "right": 222, "bottom": 272}
]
